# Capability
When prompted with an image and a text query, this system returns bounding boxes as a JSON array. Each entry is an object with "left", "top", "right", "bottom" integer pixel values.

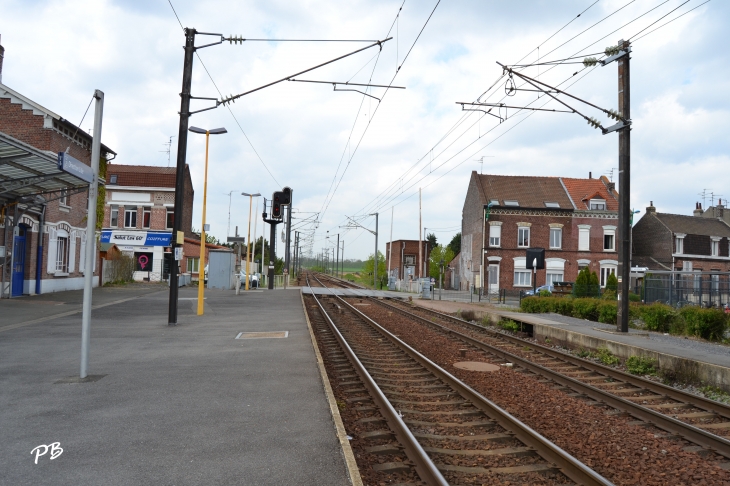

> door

[
  {"left": 488, "top": 264, "right": 499, "bottom": 294},
  {"left": 12, "top": 226, "right": 27, "bottom": 297}
]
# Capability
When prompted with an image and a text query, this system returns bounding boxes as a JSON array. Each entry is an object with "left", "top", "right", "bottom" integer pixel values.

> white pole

[
  {"left": 418, "top": 188, "right": 422, "bottom": 279},
  {"left": 252, "top": 198, "right": 259, "bottom": 278},
  {"left": 388, "top": 206, "right": 393, "bottom": 280},
  {"left": 80, "top": 90, "right": 104, "bottom": 379}
]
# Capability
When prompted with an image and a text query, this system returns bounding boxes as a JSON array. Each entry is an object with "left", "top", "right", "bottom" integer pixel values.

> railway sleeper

[
  {"left": 424, "top": 446, "right": 537, "bottom": 458},
  {"left": 436, "top": 462, "right": 558, "bottom": 476}
]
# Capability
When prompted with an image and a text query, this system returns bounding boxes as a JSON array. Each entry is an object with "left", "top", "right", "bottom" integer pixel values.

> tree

[
  {"left": 448, "top": 232, "right": 461, "bottom": 255},
  {"left": 429, "top": 244, "right": 455, "bottom": 281},
  {"left": 575, "top": 267, "right": 590, "bottom": 297},
  {"left": 426, "top": 233, "right": 437, "bottom": 255},
  {"left": 362, "top": 251, "right": 386, "bottom": 287},
  {"left": 606, "top": 272, "right": 618, "bottom": 292}
]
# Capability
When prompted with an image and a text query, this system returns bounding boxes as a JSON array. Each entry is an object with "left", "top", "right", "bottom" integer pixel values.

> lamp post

[
  {"left": 439, "top": 258, "right": 445, "bottom": 301},
  {"left": 630, "top": 209, "right": 640, "bottom": 291},
  {"left": 242, "top": 192, "right": 261, "bottom": 291},
  {"left": 189, "top": 126, "right": 227, "bottom": 316}
]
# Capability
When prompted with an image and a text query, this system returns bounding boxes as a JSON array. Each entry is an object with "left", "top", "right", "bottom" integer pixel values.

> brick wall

[
  {"left": 632, "top": 212, "right": 673, "bottom": 269},
  {"left": 385, "top": 240, "right": 429, "bottom": 280},
  {"left": 460, "top": 172, "right": 485, "bottom": 290}
]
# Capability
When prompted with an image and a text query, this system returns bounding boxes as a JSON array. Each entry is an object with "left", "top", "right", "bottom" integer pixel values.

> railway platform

[
  {"left": 0, "top": 287, "right": 352, "bottom": 485},
  {"left": 415, "top": 299, "right": 730, "bottom": 391},
  {"left": 302, "top": 286, "right": 408, "bottom": 299}
]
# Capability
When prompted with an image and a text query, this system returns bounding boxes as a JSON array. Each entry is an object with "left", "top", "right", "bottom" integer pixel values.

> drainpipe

[{"left": 35, "top": 204, "right": 46, "bottom": 295}]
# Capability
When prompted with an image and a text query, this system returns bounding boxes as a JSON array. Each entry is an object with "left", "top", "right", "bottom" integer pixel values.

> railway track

[
  {"left": 373, "top": 298, "right": 730, "bottom": 462},
  {"left": 305, "top": 274, "right": 611, "bottom": 485}
]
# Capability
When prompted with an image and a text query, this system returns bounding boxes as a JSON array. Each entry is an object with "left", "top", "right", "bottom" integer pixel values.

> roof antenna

[{"left": 160, "top": 136, "right": 175, "bottom": 167}]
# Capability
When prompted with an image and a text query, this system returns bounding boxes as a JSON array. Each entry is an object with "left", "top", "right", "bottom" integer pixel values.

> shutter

[
  {"left": 79, "top": 234, "right": 87, "bottom": 274},
  {"left": 489, "top": 225, "right": 500, "bottom": 238},
  {"left": 47, "top": 227, "right": 57, "bottom": 275},
  {"left": 68, "top": 231, "right": 77, "bottom": 273},
  {"left": 579, "top": 228, "right": 589, "bottom": 251}
]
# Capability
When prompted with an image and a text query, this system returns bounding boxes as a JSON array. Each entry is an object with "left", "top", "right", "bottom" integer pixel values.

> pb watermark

[{"left": 31, "top": 442, "right": 63, "bottom": 464}]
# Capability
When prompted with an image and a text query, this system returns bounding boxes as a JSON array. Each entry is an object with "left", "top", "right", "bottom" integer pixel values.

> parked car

[
  {"left": 238, "top": 269, "right": 259, "bottom": 288},
  {"left": 523, "top": 284, "right": 554, "bottom": 296}
]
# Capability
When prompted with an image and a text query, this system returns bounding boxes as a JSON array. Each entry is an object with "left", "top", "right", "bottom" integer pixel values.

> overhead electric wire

[
  {"left": 629, "top": 0, "right": 690, "bottom": 40},
  {"left": 632, "top": 0, "right": 711, "bottom": 42}
]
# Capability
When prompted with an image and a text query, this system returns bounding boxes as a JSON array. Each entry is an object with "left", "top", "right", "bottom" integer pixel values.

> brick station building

[
  {"left": 0, "top": 81, "right": 115, "bottom": 296},
  {"left": 460, "top": 172, "right": 620, "bottom": 292},
  {"left": 385, "top": 239, "right": 430, "bottom": 284}
]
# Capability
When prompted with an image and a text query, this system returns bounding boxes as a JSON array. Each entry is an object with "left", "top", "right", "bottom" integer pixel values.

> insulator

[
  {"left": 604, "top": 45, "right": 621, "bottom": 56},
  {"left": 583, "top": 57, "right": 598, "bottom": 67}
]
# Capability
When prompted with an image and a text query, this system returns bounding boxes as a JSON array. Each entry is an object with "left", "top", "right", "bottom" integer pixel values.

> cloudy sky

[{"left": 1, "top": 0, "right": 726, "bottom": 260}]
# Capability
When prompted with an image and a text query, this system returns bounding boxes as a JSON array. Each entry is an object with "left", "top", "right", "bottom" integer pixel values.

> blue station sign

[
  {"left": 100, "top": 231, "right": 172, "bottom": 247},
  {"left": 57, "top": 152, "right": 94, "bottom": 183}
]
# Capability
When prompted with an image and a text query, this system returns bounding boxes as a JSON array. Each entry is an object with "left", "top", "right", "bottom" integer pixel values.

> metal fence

[{"left": 643, "top": 271, "right": 730, "bottom": 308}]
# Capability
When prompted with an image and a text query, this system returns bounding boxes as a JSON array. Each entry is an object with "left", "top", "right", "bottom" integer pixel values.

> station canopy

[{"left": 0, "top": 131, "right": 93, "bottom": 202}]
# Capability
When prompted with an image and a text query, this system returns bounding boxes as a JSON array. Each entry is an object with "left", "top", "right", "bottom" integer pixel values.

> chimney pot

[
  {"left": 646, "top": 201, "right": 656, "bottom": 214},
  {"left": 589, "top": 171, "right": 592, "bottom": 179}
]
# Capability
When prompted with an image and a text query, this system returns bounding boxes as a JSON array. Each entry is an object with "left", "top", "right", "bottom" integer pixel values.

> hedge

[{"left": 521, "top": 296, "right": 729, "bottom": 341}]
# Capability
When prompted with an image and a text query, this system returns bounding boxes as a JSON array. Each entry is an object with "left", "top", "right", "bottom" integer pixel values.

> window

[
  {"left": 675, "top": 236, "right": 684, "bottom": 254},
  {"left": 600, "top": 266, "right": 616, "bottom": 287},
  {"left": 712, "top": 239, "right": 720, "bottom": 257},
  {"left": 504, "top": 200, "right": 519, "bottom": 207},
  {"left": 550, "top": 228, "right": 562, "bottom": 249},
  {"left": 546, "top": 272, "right": 563, "bottom": 285},
  {"left": 489, "top": 199, "right": 499, "bottom": 206},
  {"left": 489, "top": 224, "right": 501, "bottom": 247},
  {"left": 604, "top": 234, "right": 615, "bottom": 251},
  {"left": 59, "top": 188, "right": 68, "bottom": 206},
  {"left": 110, "top": 205, "right": 118, "bottom": 227},
  {"left": 166, "top": 209, "right": 174, "bottom": 230},
  {"left": 682, "top": 261, "right": 693, "bottom": 272},
  {"left": 544, "top": 202, "right": 560, "bottom": 208},
  {"left": 124, "top": 207, "right": 137, "bottom": 228},
  {"left": 110, "top": 174, "right": 118, "bottom": 184},
  {"left": 513, "top": 257, "right": 531, "bottom": 287},
  {"left": 545, "top": 258, "right": 565, "bottom": 286},
  {"left": 56, "top": 236, "right": 69, "bottom": 273},
  {"left": 143, "top": 208, "right": 151, "bottom": 229},
  {"left": 188, "top": 257, "right": 200, "bottom": 273},
  {"left": 578, "top": 225, "right": 591, "bottom": 251},
  {"left": 517, "top": 227, "right": 530, "bottom": 247},
  {"left": 590, "top": 199, "right": 606, "bottom": 210},
  {"left": 577, "top": 259, "right": 590, "bottom": 271}
]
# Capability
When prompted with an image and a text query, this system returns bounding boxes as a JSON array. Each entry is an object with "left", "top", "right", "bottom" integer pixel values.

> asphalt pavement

[{"left": 0, "top": 286, "right": 350, "bottom": 485}]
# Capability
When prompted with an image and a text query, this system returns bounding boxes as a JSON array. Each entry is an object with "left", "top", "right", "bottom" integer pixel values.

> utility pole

[
  {"left": 617, "top": 39, "right": 631, "bottom": 333},
  {"left": 388, "top": 206, "right": 394, "bottom": 284},
  {"left": 418, "top": 188, "right": 422, "bottom": 279},
  {"left": 374, "top": 212, "right": 379, "bottom": 288},
  {"left": 336, "top": 233, "right": 340, "bottom": 278},
  {"left": 284, "top": 192, "right": 293, "bottom": 273},
  {"left": 168, "top": 28, "right": 196, "bottom": 326}
]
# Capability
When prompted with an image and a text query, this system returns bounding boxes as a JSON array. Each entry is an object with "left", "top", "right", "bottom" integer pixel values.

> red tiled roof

[
  {"left": 561, "top": 177, "right": 619, "bottom": 211},
  {"left": 106, "top": 164, "right": 178, "bottom": 188}
]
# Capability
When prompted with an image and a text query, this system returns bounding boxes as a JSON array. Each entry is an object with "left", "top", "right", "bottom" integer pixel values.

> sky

[{"left": 1, "top": 0, "right": 726, "bottom": 261}]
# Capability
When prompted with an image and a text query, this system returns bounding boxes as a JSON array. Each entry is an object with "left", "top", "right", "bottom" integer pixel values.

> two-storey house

[{"left": 460, "top": 172, "right": 619, "bottom": 292}]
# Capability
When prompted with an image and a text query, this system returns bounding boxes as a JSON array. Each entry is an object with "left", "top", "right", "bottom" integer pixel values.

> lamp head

[{"left": 188, "top": 126, "right": 207, "bottom": 134}]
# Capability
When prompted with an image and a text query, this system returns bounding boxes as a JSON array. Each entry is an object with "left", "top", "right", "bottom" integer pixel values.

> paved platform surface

[
  {"left": 302, "top": 286, "right": 409, "bottom": 299},
  {"left": 416, "top": 299, "right": 730, "bottom": 370},
  {"left": 0, "top": 287, "right": 350, "bottom": 485}
]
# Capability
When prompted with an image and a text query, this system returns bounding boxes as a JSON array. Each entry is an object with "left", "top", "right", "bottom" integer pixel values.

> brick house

[
  {"left": 103, "top": 163, "right": 221, "bottom": 281},
  {"left": 460, "top": 172, "right": 620, "bottom": 292},
  {"left": 385, "top": 239, "right": 430, "bottom": 284},
  {"left": 632, "top": 202, "right": 730, "bottom": 272},
  {"left": 0, "top": 81, "right": 115, "bottom": 296}
]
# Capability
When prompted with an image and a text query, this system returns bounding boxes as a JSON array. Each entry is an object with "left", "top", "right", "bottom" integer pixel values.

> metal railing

[{"left": 643, "top": 271, "right": 730, "bottom": 308}]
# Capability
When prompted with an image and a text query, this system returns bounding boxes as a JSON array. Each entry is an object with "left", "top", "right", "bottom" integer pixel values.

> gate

[{"left": 12, "top": 226, "right": 27, "bottom": 296}]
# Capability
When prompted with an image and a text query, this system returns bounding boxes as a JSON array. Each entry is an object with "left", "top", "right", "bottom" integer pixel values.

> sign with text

[
  {"left": 100, "top": 231, "right": 172, "bottom": 247},
  {"left": 57, "top": 152, "right": 94, "bottom": 183}
]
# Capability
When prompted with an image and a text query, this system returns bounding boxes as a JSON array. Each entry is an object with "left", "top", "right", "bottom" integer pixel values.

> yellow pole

[
  {"left": 197, "top": 131, "right": 210, "bottom": 316},
  {"left": 245, "top": 194, "right": 253, "bottom": 291}
]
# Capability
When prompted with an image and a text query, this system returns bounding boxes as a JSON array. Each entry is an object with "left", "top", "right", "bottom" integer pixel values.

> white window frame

[
  {"left": 124, "top": 207, "right": 137, "bottom": 228},
  {"left": 590, "top": 199, "right": 606, "bottom": 210},
  {"left": 545, "top": 258, "right": 565, "bottom": 286},
  {"left": 110, "top": 205, "right": 119, "bottom": 227},
  {"left": 549, "top": 227, "right": 562, "bottom": 249},
  {"left": 577, "top": 259, "right": 591, "bottom": 271},
  {"left": 675, "top": 234, "right": 685, "bottom": 254},
  {"left": 517, "top": 226, "right": 530, "bottom": 248},
  {"left": 59, "top": 188, "right": 69, "bottom": 207},
  {"left": 603, "top": 225, "right": 616, "bottom": 252},
  {"left": 599, "top": 260, "right": 618, "bottom": 288},
  {"left": 711, "top": 237, "right": 721, "bottom": 257},
  {"left": 489, "top": 222, "right": 501, "bottom": 247},
  {"left": 188, "top": 257, "right": 200, "bottom": 273},
  {"left": 56, "top": 231, "right": 69, "bottom": 275},
  {"left": 578, "top": 225, "right": 591, "bottom": 251},
  {"left": 513, "top": 257, "right": 531, "bottom": 287}
]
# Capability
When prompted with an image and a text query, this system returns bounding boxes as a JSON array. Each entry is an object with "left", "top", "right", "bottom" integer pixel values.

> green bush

[
  {"left": 572, "top": 298, "right": 599, "bottom": 320},
  {"left": 639, "top": 303, "right": 676, "bottom": 333},
  {"left": 520, "top": 296, "right": 554, "bottom": 314},
  {"left": 596, "top": 347, "right": 620, "bottom": 366},
  {"left": 554, "top": 298, "right": 574, "bottom": 316},
  {"left": 601, "top": 289, "right": 616, "bottom": 300},
  {"left": 626, "top": 355, "right": 657, "bottom": 375},
  {"left": 628, "top": 292, "right": 641, "bottom": 302},
  {"left": 597, "top": 302, "right": 618, "bottom": 324},
  {"left": 538, "top": 289, "right": 552, "bottom": 297},
  {"left": 574, "top": 267, "right": 590, "bottom": 298},
  {"left": 498, "top": 319, "right": 520, "bottom": 332},
  {"left": 606, "top": 273, "right": 618, "bottom": 292},
  {"left": 679, "top": 306, "right": 727, "bottom": 341}
]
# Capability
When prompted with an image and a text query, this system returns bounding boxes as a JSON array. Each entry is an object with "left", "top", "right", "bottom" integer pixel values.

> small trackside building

[
  {"left": 460, "top": 171, "right": 620, "bottom": 293},
  {"left": 385, "top": 239, "right": 430, "bottom": 284}
]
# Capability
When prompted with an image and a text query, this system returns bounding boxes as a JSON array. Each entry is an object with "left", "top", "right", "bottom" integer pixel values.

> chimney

[
  {"left": 606, "top": 181, "right": 615, "bottom": 192},
  {"left": 0, "top": 34, "right": 4, "bottom": 84},
  {"left": 717, "top": 199, "right": 724, "bottom": 219},
  {"left": 588, "top": 171, "right": 592, "bottom": 179},
  {"left": 693, "top": 202, "right": 703, "bottom": 217},
  {"left": 646, "top": 201, "right": 656, "bottom": 214}
]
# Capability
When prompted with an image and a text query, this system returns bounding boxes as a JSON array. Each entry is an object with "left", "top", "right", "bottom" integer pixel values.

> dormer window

[
  {"left": 110, "top": 174, "right": 118, "bottom": 184},
  {"left": 590, "top": 199, "right": 606, "bottom": 210},
  {"left": 503, "top": 200, "right": 519, "bottom": 207}
]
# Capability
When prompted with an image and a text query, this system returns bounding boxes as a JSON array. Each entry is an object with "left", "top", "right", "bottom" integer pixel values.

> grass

[
  {"left": 596, "top": 347, "right": 620, "bottom": 366},
  {"left": 701, "top": 386, "right": 730, "bottom": 404},
  {"left": 498, "top": 319, "right": 520, "bottom": 332},
  {"left": 626, "top": 355, "right": 657, "bottom": 375}
]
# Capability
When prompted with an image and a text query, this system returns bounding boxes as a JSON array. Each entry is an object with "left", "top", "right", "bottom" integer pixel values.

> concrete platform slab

[
  {"left": 0, "top": 287, "right": 351, "bottom": 485},
  {"left": 302, "top": 287, "right": 409, "bottom": 299}
]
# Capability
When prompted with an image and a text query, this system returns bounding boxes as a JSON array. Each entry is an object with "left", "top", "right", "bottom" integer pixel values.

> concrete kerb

[
  {"left": 417, "top": 302, "right": 730, "bottom": 392},
  {"left": 300, "top": 291, "right": 363, "bottom": 486}
]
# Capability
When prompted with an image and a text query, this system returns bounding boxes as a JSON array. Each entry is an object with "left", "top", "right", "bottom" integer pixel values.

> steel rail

[
  {"left": 325, "top": 291, "right": 613, "bottom": 486},
  {"left": 306, "top": 276, "right": 448, "bottom": 485},
  {"left": 375, "top": 299, "right": 730, "bottom": 460},
  {"left": 385, "top": 300, "right": 730, "bottom": 420}
]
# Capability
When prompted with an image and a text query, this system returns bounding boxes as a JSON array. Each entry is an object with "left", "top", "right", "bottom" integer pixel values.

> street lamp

[
  {"left": 189, "top": 126, "right": 227, "bottom": 316},
  {"left": 630, "top": 209, "right": 641, "bottom": 285},
  {"left": 242, "top": 192, "right": 261, "bottom": 291}
]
